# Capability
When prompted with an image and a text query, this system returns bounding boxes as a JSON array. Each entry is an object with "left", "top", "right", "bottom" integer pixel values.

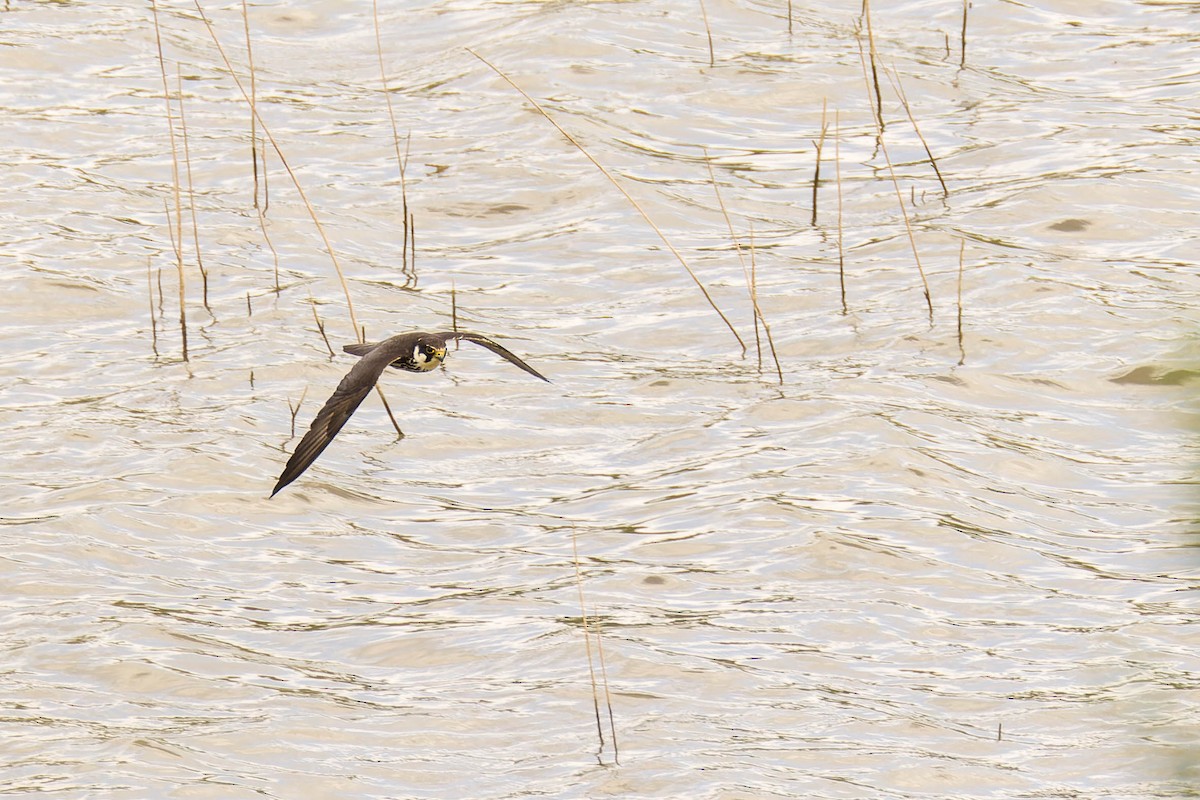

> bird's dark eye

[{"left": 423, "top": 345, "right": 436, "bottom": 357}]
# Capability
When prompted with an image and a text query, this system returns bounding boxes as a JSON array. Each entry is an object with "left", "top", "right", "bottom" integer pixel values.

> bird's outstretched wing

[
  {"left": 271, "top": 335, "right": 421, "bottom": 496},
  {"left": 439, "top": 331, "right": 551, "bottom": 383},
  {"left": 272, "top": 330, "right": 548, "bottom": 496}
]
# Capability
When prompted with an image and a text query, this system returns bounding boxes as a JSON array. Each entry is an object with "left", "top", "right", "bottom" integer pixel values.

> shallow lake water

[{"left": 1, "top": 0, "right": 1198, "bottom": 797}]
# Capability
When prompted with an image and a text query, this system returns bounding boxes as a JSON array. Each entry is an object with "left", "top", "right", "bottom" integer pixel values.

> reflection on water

[{"left": 1, "top": 0, "right": 1197, "bottom": 797}]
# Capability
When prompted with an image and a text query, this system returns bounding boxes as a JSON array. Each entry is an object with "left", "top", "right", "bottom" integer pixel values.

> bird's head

[{"left": 411, "top": 336, "right": 447, "bottom": 371}]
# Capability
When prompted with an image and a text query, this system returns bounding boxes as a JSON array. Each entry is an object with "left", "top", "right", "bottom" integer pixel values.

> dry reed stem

[
  {"left": 450, "top": 279, "right": 458, "bottom": 332},
  {"left": 834, "top": 109, "right": 846, "bottom": 314},
  {"left": 747, "top": 223, "right": 783, "bottom": 384},
  {"left": 241, "top": 0, "right": 262, "bottom": 209},
  {"left": 861, "top": 0, "right": 884, "bottom": 133},
  {"left": 699, "top": 0, "right": 714, "bottom": 68},
  {"left": 876, "top": 130, "right": 932, "bottom": 320},
  {"left": 287, "top": 386, "right": 307, "bottom": 438},
  {"left": 960, "top": 0, "right": 969, "bottom": 69},
  {"left": 308, "top": 295, "right": 334, "bottom": 357},
  {"left": 702, "top": 150, "right": 762, "bottom": 371},
  {"left": 373, "top": 385, "right": 404, "bottom": 440},
  {"left": 245, "top": 291, "right": 251, "bottom": 316},
  {"left": 885, "top": 64, "right": 947, "bottom": 197},
  {"left": 241, "top": 0, "right": 279, "bottom": 287},
  {"left": 177, "top": 68, "right": 209, "bottom": 314},
  {"left": 787, "top": 0, "right": 793, "bottom": 36},
  {"left": 152, "top": 0, "right": 188, "bottom": 362},
  {"left": 372, "top": 0, "right": 417, "bottom": 287},
  {"left": 811, "top": 98, "right": 828, "bottom": 227},
  {"left": 700, "top": 152, "right": 782, "bottom": 383},
  {"left": 572, "top": 531, "right": 618, "bottom": 765},
  {"left": 470, "top": 48, "right": 747, "bottom": 356},
  {"left": 257, "top": 200, "right": 281, "bottom": 292},
  {"left": 878, "top": 125, "right": 931, "bottom": 319},
  {"left": 408, "top": 211, "right": 416, "bottom": 276}
]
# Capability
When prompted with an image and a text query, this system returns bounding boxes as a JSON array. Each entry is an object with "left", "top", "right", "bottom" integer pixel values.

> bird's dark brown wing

[
  {"left": 440, "top": 331, "right": 550, "bottom": 382},
  {"left": 272, "top": 330, "right": 547, "bottom": 496},
  {"left": 271, "top": 335, "right": 427, "bottom": 497}
]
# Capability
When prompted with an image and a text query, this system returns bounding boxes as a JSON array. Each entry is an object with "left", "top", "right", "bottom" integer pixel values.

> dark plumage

[{"left": 271, "top": 331, "right": 549, "bottom": 497}]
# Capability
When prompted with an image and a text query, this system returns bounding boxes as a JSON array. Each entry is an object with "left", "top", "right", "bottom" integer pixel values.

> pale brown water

[{"left": 1, "top": 1, "right": 1198, "bottom": 798}]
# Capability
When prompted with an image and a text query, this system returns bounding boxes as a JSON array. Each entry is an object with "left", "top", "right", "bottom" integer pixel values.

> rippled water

[{"left": 2, "top": 0, "right": 1198, "bottom": 797}]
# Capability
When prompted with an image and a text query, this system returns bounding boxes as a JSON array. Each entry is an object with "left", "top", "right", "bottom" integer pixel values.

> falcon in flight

[{"left": 272, "top": 331, "right": 549, "bottom": 496}]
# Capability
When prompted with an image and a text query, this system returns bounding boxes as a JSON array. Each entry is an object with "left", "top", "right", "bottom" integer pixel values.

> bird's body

[{"left": 271, "top": 331, "right": 548, "bottom": 497}]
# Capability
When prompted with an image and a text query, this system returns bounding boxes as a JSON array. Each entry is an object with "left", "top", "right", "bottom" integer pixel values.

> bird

[{"left": 271, "top": 330, "right": 549, "bottom": 497}]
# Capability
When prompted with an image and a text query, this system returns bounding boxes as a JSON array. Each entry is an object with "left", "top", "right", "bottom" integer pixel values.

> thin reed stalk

[
  {"left": 258, "top": 200, "right": 281, "bottom": 292},
  {"left": 309, "top": 295, "right": 334, "bottom": 357},
  {"left": 177, "top": 68, "right": 209, "bottom": 314},
  {"left": 834, "top": 109, "right": 846, "bottom": 314},
  {"left": 147, "top": 257, "right": 159, "bottom": 357},
  {"left": 886, "top": 64, "right": 947, "bottom": 198},
  {"left": 193, "top": 0, "right": 360, "bottom": 340},
  {"left": 572, "top": 531, "right": 618, "bottom": 765},
  {"left": 861, "top": 0, "right": 884, "bottom": 132},
  {"left": 704, "top": 151, "right": 761, "bottom": 368},
  {"left": 372, "top": 0, "right": 417, "bottom": 287},
  {"left": 196, "top": 1, "right": 404, "bottom": 438},
  {"left": 699, "top": 0, "right": 714, "bottom": 67},
  {"left": 747, "top": 223, "right": 783, "bottom": 384},
  {"left": 960, "top": 0, "right": 969, "bottom": 69},
  {"left": 877, "top": 131, "right": 932, "bottom": 320},
  {"left": 241, "top": 0, "right": 263, "bottom": 210},
  {"left": 152, "top": 0, "right": 188, "bottom": 361},
  {"left": 811, "top": 98, "right": 828, "bottom": 227},
  {"left": 287, "top": 386, "right": 307, "bottom": 438},
  {"left": 470, "top": 49, "right": 746, "bottom": 356},
  {"left": 408, "top": 211, "right": 416, "bottom": 275},
  {"left": 703, "top": 150, "right": 782, "bottom": 383},
  {"left": 956, "top": 239, "right": 965, "bottom": 364}
]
